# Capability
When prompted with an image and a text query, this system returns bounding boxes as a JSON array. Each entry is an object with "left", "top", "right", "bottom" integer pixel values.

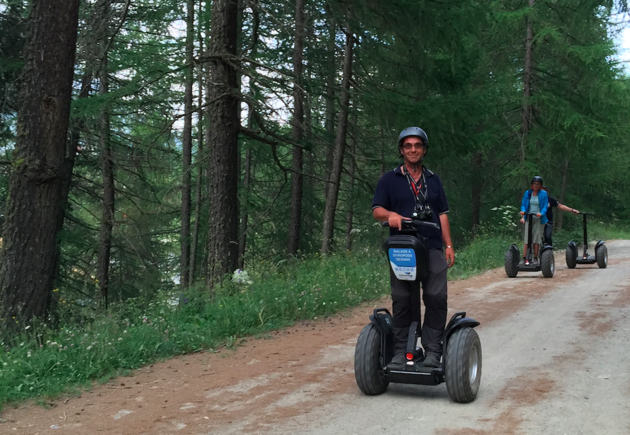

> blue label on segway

[{"left": 388, "top": 248, "right": 417, "bottom": 281}]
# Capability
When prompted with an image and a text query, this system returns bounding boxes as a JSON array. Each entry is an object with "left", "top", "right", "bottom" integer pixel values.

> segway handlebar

[
  {"left": 381, "top": 219, "right": 440, "bottom": 230},
  {"left": 521, "top": 212, "right": 542, "bottom": 222}
]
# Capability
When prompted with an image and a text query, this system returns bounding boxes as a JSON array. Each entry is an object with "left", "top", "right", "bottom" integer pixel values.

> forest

[{"left": 0, "top": 0, "right": 630, "bottom": 404}]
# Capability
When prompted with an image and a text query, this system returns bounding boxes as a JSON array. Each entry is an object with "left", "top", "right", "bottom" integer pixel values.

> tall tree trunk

[
  {"left": 96, "top": 53, "right": 114, "bottom": 309},
  {"left": 180, "top": 0, "right": 195, "bottom": 288},
  {"left": 344, "top": 112, "right": 358, "bottom": 251},
  {"left": 54, "top": 73, "right": 91, "bottom": 283},
  {"left": 0, "top": 0, "right": 81, "bottom": 330},
  {"left": 557, "top": 157, "right": 570, "bottom": 230},
  {"left": 379, "top": 126, "right": 385, "bottom": 177},
  {"left": 471, "top": 152, "right": 483, "bottom": 233},
  {"left": 323, "top": 4, "right": 336, "bottom": 202},
  {"left": 237, "top": 90, "right": 257, "bottom": 270},
  {"left": 321, "top": 24, "right": 354, "bottom": 255},
  {"left": 303, "top": 68, "right": 314, "bottom": 249},
  {"left": 237, "top": 2, "right": 260, "bottom": 269},
  {"left": 288, "top": 0, "right": 306, "bottom": 256},
  {"left": 520, "top": 0, "right": 535, "bottom": 163},
  {"left": 205, "top": 0, "right": 240, "bottom": 287},
  {"left": 237, "top": 148, "right": 251, "bottom": 269},
  {"left": 189, "top": 62, "right": 204, "bottom": 285}
]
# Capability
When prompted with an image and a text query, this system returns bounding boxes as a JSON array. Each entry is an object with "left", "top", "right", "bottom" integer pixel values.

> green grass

[
  {"left": 447, "top": 234, "right": 518, "bottom": 280},
  {"left": 0, "top": 233, "right": 531, "bottom": 408},
  {"left": 544, "top": 221, "right": 630, "bottom": 250},
  {"left": 0, "top": 250, "right": 390, "bottom": 407},
  {"left": 589, "top": 221, "right": 630, "bottom": 241}
]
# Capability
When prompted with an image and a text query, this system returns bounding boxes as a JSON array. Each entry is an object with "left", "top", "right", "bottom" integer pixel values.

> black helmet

[
  {"left": 531, "top": 175, "right": 543, "bottom": 185},
  {"left": 398, "top": 127, "right": 428, "bottom": 149}
]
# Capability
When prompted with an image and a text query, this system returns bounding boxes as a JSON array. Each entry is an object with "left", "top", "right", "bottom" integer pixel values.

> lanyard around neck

[{"left": 402, "top": 166, "right": 427, "bottom": 204}]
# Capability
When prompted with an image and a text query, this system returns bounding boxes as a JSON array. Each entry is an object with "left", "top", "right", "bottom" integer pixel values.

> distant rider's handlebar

[{"left": 381, "top": 219, "right": 440, "bottom": 230}]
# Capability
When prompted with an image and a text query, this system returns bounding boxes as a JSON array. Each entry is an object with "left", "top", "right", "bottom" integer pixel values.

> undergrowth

[{"left": 3, "top": 223, "right": 609, "bottom": 408}]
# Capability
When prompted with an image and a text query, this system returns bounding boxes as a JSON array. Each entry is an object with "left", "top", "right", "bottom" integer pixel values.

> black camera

[{"left": 412, "top": 204, "right": 433, "bottom": 220}]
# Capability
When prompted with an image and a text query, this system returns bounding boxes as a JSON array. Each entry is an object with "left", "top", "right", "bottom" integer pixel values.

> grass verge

[{"left": 0, "top": 233, "right": 526, "bottom": 408}]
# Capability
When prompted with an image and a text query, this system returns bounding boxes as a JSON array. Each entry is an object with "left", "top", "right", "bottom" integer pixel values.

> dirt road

[{"left": 3, "top": 241, "right": 630, "bottom": 435}]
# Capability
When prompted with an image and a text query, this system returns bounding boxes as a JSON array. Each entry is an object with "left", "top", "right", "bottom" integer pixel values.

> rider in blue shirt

[{"left": 519, "top": 176, "right": 548, "bottom": 265}]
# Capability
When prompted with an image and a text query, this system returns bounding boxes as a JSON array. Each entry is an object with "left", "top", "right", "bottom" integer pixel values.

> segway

[
  {"left": 566, "top": 212, "right": 607, "bottom": 269},
  {"left": 505, "top": 212, "right": 554, "bottom": 278},
  {"left": 354, "top": 219, "right": 482, "bottom": 403}
]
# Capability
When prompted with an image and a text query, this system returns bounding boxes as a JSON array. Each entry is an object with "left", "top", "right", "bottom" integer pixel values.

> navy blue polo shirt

[
  {"left": 546, "top": 196, "right": 559, "bottom": 223},
  {"left": 372, "top": 166, "right": 449, "bottom": 250}
]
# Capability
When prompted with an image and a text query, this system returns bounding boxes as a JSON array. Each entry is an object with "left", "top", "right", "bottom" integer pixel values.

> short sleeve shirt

[
  {"left": 546, "top": 196, "right": 559, "bottom": 223},
  {"left": 372, "top": 166, "right": 449, "bottom": 250}
]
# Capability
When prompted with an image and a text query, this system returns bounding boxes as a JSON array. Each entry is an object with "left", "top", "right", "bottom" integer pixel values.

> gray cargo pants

[{"left": 390, "top": 248, "right": 448, "bottom": 355}]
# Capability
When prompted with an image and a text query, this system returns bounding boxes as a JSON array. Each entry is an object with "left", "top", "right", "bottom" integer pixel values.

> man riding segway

[
  {"left": 372, "top": 127, "right": 455, "bottom": 369},
  {"left": 540, "top": 185, "right": 580, "bottom": 246}
]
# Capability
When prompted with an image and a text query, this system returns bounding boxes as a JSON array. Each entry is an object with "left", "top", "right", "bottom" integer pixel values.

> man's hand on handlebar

[{"left": 387, "top": 212, "right": 409, "bottom": 231}]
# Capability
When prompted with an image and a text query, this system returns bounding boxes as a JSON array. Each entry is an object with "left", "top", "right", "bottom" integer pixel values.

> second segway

[{"left": 505, "top": 212, "right": 554, "bottom": 278}]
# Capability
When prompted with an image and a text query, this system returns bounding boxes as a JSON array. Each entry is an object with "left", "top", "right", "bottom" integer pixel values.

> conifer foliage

[{"left": 0, "top": 0, "right": 629, "bottom": 331}]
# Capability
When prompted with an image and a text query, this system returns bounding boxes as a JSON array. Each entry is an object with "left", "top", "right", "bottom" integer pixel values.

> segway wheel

[
  {"left": 445, "top": 327, "right": 482, "bottom": 403},
  {"left": 504, "top": 249, "right": 518, "bottom": 278},
  {"left": 354, "top": 324, "right": 389, "bottom": 395},
  {"left": 541, "top": 249, "right": 554, "bottom": 278},
  {"left": 565, "top": 245, "right": 577, "bottom": 269},
  {"left": 596, "top": 245, "right": 608, "bottom": 269}
]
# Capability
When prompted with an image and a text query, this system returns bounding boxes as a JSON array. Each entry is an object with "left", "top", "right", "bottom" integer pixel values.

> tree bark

[
  {"left": 323, "top": 4, "right": 336, "bottom": 202},
  {"left": 189, "top": 59, "right": 204, "bottom": 285},
  {"left": 287, "top": 0, "right": 306, "bottom": 257},
  {"left": 557, "top": 157, "right": 570, "bottom": 230},
  {"left": 321, "top": 24, "right": 354, "bottom": 255},
  {"left": 303, "top": 65, "right": 314, "bottom": 248},
  {"left": 54, "top": 73, "right": 91, "bottom": 284},
  {"left": 205, "top": 0, "right": 240, "bottom": 287},
  {"left": 96, "top": 53, "right": 114, "bottom": 309},
  {"left": 180, "top": 0, "right": 195, "bottom": 288},
  {"left": 344, "top": 112, "right": 358, "bottom": 252},
  {"left": 379, "top": 126, "right": 385, "bottom": 178},
  {"left": 0, "top": 0, "right": 81, "bottom": 330},
  {"left": 471, "top": 152, "right": 483, "bottom": 233},
  {"left": 237, "top": 148, "right": 251, "bottom": 269},
  {"left": 520, "top": 0, "right": 535, "bottom": 163}
]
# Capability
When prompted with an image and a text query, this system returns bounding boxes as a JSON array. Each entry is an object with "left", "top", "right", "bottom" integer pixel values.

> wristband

[{"left": 446, "top": 245, "right": 453, "bottom": 249}]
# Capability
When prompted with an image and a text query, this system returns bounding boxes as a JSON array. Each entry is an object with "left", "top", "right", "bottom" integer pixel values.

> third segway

[{"left": 566, "top": 212, "right": 607, "bottom": 269}]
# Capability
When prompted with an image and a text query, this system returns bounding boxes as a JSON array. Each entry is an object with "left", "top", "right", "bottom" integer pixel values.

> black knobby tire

[
  {"left": 596, "top": 245, "right": 608, "bottom": 269},
  {"left": 504, "top": 249, "right": 518, "bottom": 278},
  {"left": 566, "top": 245, "right": 577, "bottom": 269},
  {"left": 354, "top": 324, "right": 389, "bottom": 395},
  {"left": 445, "top": 327, "right": 482, "bottom": 403},
  {"left": 541, "top": 249, "right": 554, "bottom": 278}
]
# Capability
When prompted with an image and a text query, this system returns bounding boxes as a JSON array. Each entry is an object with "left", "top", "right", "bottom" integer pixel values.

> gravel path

[{"left": 3, "top": 241, "right": 629, "bottom": 435}]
